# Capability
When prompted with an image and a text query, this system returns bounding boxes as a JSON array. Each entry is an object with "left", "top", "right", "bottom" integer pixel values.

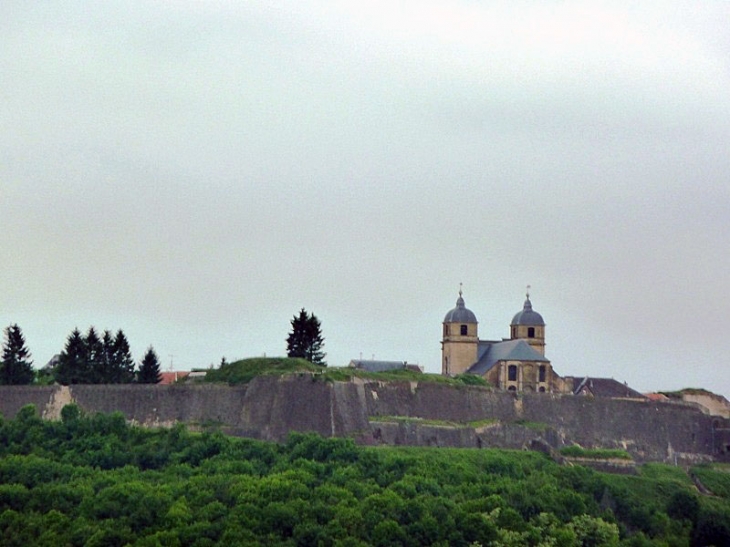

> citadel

[{"left": 1, "top": 289, "right": 730, "bottom": 465}]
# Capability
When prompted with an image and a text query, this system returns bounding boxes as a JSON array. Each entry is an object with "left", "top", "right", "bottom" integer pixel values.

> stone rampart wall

[{"left": 1, "top": 377, "right": 727, "bottom": 464}]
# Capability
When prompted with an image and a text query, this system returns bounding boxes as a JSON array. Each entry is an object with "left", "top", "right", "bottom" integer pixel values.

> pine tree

[
  {"left": 112, "top": 329, "right": 135, "bottom": 383},
  {"left": 0, "top": 324, "right": 34, "bottom": 385},
  {"left": 55, "top": 328, "right": 88, "bottom": 385},
  {"left": 286, "top": 308, "right": 326, "bottom": 365},
  {"left": 99, "top": 330, "right": 116, "bottom": 383},
  {"left": 84, "top": 327, "right": 103, "bottom": 383},
  {"left": 137, "top": 346, "right": 162, "bottom": 384}
]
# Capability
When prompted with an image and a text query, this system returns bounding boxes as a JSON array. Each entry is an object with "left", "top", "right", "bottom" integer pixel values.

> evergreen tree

[
  {"left": 286, "top": 308, "right": 326, "bottom": 365},
  {"left": 137, "top": 346, "right": 162, "bottom": 384},
  {"left": 99, "top": 330, "right": 116, "bottom": 383},
  {"left": 112, "top": 329, "right": 135, "bottom": 383},
  {"left": 54, "top": 328, "right": 88, "bottom": 385},
  {"left": 0, "top": 324, "right": 34, "bottom": 385},
  {"left": 84, "top": 327, "right": 103, "bottom": 383}
]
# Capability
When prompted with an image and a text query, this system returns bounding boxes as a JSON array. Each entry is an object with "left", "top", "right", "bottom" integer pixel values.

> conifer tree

[
  {"left": 99, "top": 330, "right": 116, "bottom": 383},
  {"left": 0, "top": 324, "right": 34, "bottom": 385},
  {"left": 84, "top": 327, "right": 103, "bottom": 383},
  {"left": 112, "top": 329, "right": 136, "bottom": 383},
  {"left": 137, "top": 346, "right": 162, "bottom": 384},
  {"left": 286, "top": 308, "right": 326, "bottom": 365},
  {"left": 54, "top": 328, "right": 88, "bottom": 385}
]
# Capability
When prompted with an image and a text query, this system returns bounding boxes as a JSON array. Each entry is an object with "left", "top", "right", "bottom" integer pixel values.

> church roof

[
  {"left": 511, "top": 295, "right": 545, "bottom": 326},
  {"left": 443, "top": 291, "right": 478, "bottom": 323},
  {"left": 468, "top": 339, "right": 549, "bottom": 376},
  {"left": 567, "top": 377, "right": 646, "bottom": 399}
]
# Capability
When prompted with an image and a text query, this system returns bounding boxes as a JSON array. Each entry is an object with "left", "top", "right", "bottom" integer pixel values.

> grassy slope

[{"left": 203, "top": 357, "right": 490, "bottom": 388}]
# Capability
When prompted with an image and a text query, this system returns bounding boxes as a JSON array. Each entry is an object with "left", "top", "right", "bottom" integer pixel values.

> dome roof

[
  {"left": 511, "top": 295, "right": 545, "bottom": 326},
  {"left": 444, "top": 291, "right": 478, "bottom": 323}
]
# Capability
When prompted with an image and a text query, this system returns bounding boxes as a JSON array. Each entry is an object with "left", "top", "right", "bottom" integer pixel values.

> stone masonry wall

[{"left": 1, "top": 377, "right": 727, "bottom": 463}]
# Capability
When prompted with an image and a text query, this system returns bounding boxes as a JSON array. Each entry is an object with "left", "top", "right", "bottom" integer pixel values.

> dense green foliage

[
  {"left": 286, "top": 308, "right": 326, "bottom": 365},
  {"left": 560, "top": 447, "right": 633, "bottom": 460},
  {"left": 1, "top": 405, "right": 729, "bottom": 546},
  {"left": 0, "top": 324, "right": 34, "bottom": 385}
]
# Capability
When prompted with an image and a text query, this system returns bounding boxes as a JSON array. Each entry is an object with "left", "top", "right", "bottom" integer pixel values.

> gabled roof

[
  {"left": 348, "top": 360, "right": 419, "bottom": 373},
  {"left": 568, "top": 377, "right": 646, "bottom": 399},
  {"left": 468, "top": 339, "right": 549, "bottom": 376}
]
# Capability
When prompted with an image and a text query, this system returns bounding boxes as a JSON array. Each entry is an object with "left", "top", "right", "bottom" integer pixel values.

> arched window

[
  {"left": 443, "top": 324, "right": 448, "bottom": 337},
  {"left": 508, "top": 385, "right": 517, "bottom": 392},
  {"left": 508, "top": 365, "right": 517, "bottom": 382},
  {"left": 460, "top": 324, "right": 468, "bottom": 335},
  {"left": 528, "top": 327, "right": 535, "bottom": 337},
  {"left": 539, "top": 365, "right": 546, "bottom": 383},
  {"left": 539, "top": 386, "right": 546, "bottom": 393}
]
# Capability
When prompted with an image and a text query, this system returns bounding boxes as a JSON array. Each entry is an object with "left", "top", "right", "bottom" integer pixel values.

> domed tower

[
  {"left": 510, "top": 287, "right": 545, "bottom": 355},
  {"left": 441, "top": 287, "right": 478, "bottom": 376}
]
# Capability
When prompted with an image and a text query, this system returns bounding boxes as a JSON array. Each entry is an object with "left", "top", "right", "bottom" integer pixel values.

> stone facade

[{"left": 441, "top": 290, "right": 558, "bottom": 392}]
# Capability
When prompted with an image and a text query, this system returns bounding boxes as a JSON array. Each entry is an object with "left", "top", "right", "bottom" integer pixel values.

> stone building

[{"left": 441, "top": 289, "right": 560, "bottom": 392}]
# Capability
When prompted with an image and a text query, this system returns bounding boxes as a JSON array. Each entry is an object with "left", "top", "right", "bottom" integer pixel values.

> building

[{"left": 441, "top": 288, "right": 560, "bottom": 392}]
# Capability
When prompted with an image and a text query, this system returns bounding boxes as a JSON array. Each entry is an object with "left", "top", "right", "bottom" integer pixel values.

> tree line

[{"left": 0, "top": 324, "right": 161, "bottom": 386}]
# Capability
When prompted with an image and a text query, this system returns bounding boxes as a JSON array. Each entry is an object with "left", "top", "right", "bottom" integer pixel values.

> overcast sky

[{"left": 2, "top": 1, "right": 729, "bottom": 395}]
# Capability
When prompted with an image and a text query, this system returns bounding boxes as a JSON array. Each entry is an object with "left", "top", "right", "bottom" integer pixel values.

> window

[
  {"left": 508, "top": 386, "right": 517, "bottom": 392},
  {"left": 539, "top": 365, "right": 546, "bottom": 383},
  {"left": 528, "top": 327, "right": 535, "bottom": 337},
  {"left": 443, "top": 324, "right": 448, "bottom": 337},
  {"left": 460, "top": 324, "right": 468, "bottom": 335},
  {"left": 508, "top": 365, "right": 517, "bottom": 381},
  {"left": 539, "top": 386, "right": 546, "bottom": 393}
]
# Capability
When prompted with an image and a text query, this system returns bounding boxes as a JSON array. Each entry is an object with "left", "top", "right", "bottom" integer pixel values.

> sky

[{"left": 2, "top": 1, "right": 729, "bottom": 395}]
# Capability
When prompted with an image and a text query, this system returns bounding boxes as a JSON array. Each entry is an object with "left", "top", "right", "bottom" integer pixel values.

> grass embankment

[{"left": 204, "top": 357, "right": 491, "bottom": 388}]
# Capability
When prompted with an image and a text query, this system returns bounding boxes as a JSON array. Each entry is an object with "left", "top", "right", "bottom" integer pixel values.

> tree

[
  {"left": 137, "top": 347, "right": 162, "bottom": 384},
  {"left": 54, "top": 328, "right": 88, "bottom": 385},
  {"left": 286, "top": 308, "right": 326, "bottom": 365},
  {"left": 111, "top": 330, "right": 135, "bottom": 384},
  {"left": 84, "top": 327, "right": 103, "bottom": 383},
  {"left": 0, "top": 324, "right": 34, "bottom": 385}
]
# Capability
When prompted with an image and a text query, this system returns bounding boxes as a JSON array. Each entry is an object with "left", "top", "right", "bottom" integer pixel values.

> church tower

[
  {"left": 441, "top": 287, "right": 478, "bottom": 375},
  {"left": 510, "top": 288, "right": 546, "bottom": 355}
]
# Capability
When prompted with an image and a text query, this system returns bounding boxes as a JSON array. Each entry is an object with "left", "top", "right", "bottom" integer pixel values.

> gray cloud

[{"left": 1, "top": 1, "right": 729, "bottom": 393}]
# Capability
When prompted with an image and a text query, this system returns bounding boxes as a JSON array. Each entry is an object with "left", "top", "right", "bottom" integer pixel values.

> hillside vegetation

[{"left": 1, "top": 405, "right": 730, "bottom": 545}]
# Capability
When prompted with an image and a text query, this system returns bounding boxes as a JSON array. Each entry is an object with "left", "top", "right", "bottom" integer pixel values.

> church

[{"left": 441, "top": 288, "right": 560, "bottom": 392}]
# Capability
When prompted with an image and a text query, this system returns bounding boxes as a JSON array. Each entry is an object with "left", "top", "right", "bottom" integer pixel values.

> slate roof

[
  {"left": 348, "top": 360, "right": 420, "bottom": 373},
  {"left": 511, "top": 297, "right": 545, "bottom": 326},
  {"left": 568, "top": 377, "right": 646, "bottom": 399},
  {"left": 443, "top": 293, "right": 478, "bottom": 323},
  {"left": 467, "top": 339, "right": 549, "bottom": 376}
]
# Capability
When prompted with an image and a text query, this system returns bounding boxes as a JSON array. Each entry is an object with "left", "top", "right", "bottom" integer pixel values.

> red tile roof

[{"left": 158, "top": 371, "right": 190, "bottom": 385}]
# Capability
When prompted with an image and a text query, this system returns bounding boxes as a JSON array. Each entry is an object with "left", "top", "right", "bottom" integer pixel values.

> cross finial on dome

[
  {"left": 526, "top": 284, "right": 531, "bottom": 299},
  {"left": 459, "top": 282, "right": 463, "bottom": 298}
]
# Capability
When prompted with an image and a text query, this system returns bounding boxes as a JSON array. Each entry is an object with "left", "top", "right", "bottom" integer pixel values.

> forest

[{"left": 1, "top": 405, "right": 730, "bottom": 546}]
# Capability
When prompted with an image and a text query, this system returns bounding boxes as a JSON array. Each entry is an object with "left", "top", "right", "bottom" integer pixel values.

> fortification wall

[{"left": 1, "top": 377, "right": 726, "bottom": 464}]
